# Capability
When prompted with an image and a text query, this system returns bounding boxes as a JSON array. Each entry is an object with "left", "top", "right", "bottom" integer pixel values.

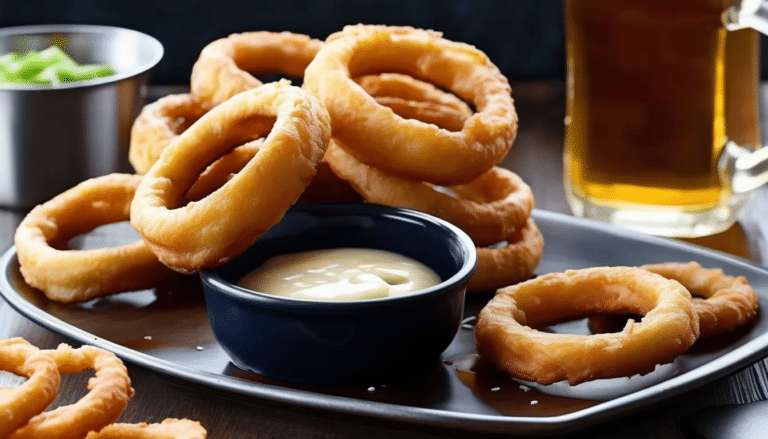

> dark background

[
  {"left": 2, "top": 0, "right": 767, "bottom": 85},
  {"left": 0, "top": 0, "right": 565, "bottom": 85}
]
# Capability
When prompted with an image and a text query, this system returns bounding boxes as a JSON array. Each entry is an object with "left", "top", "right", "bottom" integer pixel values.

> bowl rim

[
  {"left": 0, "top": 24, "right": 164, "bottom": 91},
  {"left": 199, "top": 203, "right": 478, "bottom": 312}
]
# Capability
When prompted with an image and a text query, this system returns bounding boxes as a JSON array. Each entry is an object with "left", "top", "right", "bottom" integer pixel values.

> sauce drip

[{"left": 447, "top": 354, "right": 602, "bottom": 417}]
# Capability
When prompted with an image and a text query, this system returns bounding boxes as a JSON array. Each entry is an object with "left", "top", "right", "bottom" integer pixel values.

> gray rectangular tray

[{"left": 2, "top": 209, "right": 768, "bottom": 436}]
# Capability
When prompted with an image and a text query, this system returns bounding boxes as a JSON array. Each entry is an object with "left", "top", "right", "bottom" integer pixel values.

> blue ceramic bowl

[{"left": 200, "top": 203, "right": 477, "bottom": 386}]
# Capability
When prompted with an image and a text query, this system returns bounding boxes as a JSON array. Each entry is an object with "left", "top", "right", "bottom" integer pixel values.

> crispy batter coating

[
  {"left": 325, "top": 143, "right": 534, "bottom": 246},
  {"left": 130, "top": 81, "right": 331, "bottom": 273},
  {"left": 190, "top": 31, "right": 323, "bottom": 108},
  {"left": 14, "top": 174, "right": 174, "bottom": 303},
  {"left": 85, "top": 419, "right": 207, "bottom": 439},
  {"left": 10, "top": 344, "right": 135, "bottom": 439},
  {"left": 129, "top": 94, "right": 209, "bottom": 175},
  {"left": 304, "top": 24, "right": 517, "bottom": 185},
  {"left": 589, "top": 262, "right": 760, "bottom": 338},
  {"left": 467, "top": 218, "right": 544, "bottom": 293},
  {"left": 475, "top": 267, "right": 700, "bottom": 385},
  {"left": 0, "top": 338, "right": 60, "bottom": 438}
]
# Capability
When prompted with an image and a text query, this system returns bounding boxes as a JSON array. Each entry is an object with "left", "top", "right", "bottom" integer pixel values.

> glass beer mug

[{"left": 563, "top": 0, "right": 768, "bottom": 237}]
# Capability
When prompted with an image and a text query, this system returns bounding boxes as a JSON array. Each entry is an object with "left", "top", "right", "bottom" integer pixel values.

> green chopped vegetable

[{"left": 0, "top": 45, "right": 115, "bottom": 85}]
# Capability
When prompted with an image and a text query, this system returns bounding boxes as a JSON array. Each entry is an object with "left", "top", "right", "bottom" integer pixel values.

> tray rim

[{"left": 2, "top": 209, "right": 768, "bottom": 436}]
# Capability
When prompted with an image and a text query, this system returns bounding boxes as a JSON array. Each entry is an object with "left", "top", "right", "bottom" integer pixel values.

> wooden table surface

[{"left": 2, "top": 80, "right": 768, "bottom": 438}]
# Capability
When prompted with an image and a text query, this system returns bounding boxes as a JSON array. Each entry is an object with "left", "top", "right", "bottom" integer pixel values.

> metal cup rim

[{"left": 0, "top": 24, "right": 164, "bottom": 91}]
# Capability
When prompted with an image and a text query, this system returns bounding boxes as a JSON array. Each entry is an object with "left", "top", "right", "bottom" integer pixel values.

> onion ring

[
  {"left": 128, "top": 97, "right": 350, "bottom": 204},
  {"left": 589, "top": 262, "right": 760, "bottom": 338},
  {"left": 10, "top": 344, "right": 135, "bottom": 439},
  {"left": 129, "top": 94, "right": 209, "bottom": 175},
  {"left": 130, "top": 80, "right": 331, "bottom": 273},
  {"left": 467, "top": 218, "right": 544, "bottom": 293},
  {"left": 85, "top": 419, "right": 207, "bottom": 439},
  {"left": 190, "top": 31, "right": 324, "bottom": 108},
  {"left": 14, "top": 173, "right": 175, "bottom": 304},
  {"left": 0, "top": 338, "right": 60, "bottom": 438},
  {"left": 324, "top": 142, "right": 534, "bottom": 246},
  {"left": 129, "top": 98, "right": 350, "bottom": 204},
  {"left": 369, "top": 96, "right": 471, "bottom": 132},
  {"left": 355, "top": 72, "right": 473, "bottom": 130},
  {"left": 304, "top": 24, "right": 517, "bottom": 185},
  {"left": 475, "top": 266, "right": 700, "bottom": 385},
  {"left": 353, "top": 72, "right": 473, "bottom": 114}
]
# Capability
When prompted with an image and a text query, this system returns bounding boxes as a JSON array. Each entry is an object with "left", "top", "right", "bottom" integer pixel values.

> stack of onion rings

[
  {"left": 302, "top": 25, "right": 538, "bottom": 292},
  {"left": 475, "top": 267, "right": 700, "bottom": 385},
  {"left": 14, "top": 173, "right": 175, "bottom": 304},
  {"left": 2, "top": 338, "right": 207, "bottom": 438},
  {"left": 130, "top": 31, "right": 476, "bottom": 205},
  {"left": 308, "top": 26, "right": 539, "bottom": 292},
  {"left": 324, "top": 142, "right": 542, "bottom": 292},
  {"left": 325, "top": 143, "right": 533, "bottom": 246},
  {"left": 23, "top": 25, "right": 537, "bottom": 299},
  {"left": 130, "top": 80, "right": 331, "bottom": 273},
  {"left": 588, "top": 262, "right": 760, "bottom": 338}
]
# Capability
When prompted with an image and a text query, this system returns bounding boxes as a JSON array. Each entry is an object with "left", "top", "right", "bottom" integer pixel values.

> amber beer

[{"left": 563, "top": 0, "right": 761, "bottom": 237}]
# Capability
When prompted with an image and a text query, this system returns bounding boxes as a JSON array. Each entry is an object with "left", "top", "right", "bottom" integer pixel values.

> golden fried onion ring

[
  {"left": 467, "top": 218, "right": 544, "bottom": 293},
  {"left": 10, "top": 344, "right": 135, "bottom": 439},
  {"left": 475, "top": 267, "right": 700, "bottom": 385},
  {"left": 355, "top": 72, "right": 473, "bottom": 131},
  {"left": 130, "top": 81, "right": 331, "bottom": 273},
  {"left": 589, "top": 262, "right": 760, "bottom": 338},
  {"left": 128, "top": 99, "right": 349, "bottom": 204},
  {"left": 129, "top": 94, "right": 208, "bottom": 175},
  {"left": 0, "top": 338, "right": 60, "bottom": 438},
  {"left": 85, "top": 418, "right": 207, "bottom": 439},
  {"left": 369, "top": 96, "right": 471, "bottom": 132},
  {"left": 14, "top": 174, "right": 174, "bottom": 304},
  {"left": 190, "top": 31, "right": 324, "bottom": 108},
  {"left": 324, "top": 142, "right": 534, "bottom": 247},
  {"left": 128, "top": 97, "right": 353, "bottom": 204},
  {"left": 354, "top": 72, "right": 473, "bottom": 114},
  {"left": 304, "top": 24, "right": 517, "bottom": 185}
]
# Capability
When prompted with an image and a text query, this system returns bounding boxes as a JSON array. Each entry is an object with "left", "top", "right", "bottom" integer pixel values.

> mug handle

[
  {"left": 723, "top": 0, "right": 768, "bottom": 34},
  {"left": 719, "top": 141, "right": 768, "bottom": 193},
  {"left": 718, "top": 0, "right": 768, "bottom": 193}
]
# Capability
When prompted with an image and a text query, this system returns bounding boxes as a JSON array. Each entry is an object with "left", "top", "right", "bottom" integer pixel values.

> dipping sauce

[{"left": 237, "top": 248, "right": 441, "bottom": 301}]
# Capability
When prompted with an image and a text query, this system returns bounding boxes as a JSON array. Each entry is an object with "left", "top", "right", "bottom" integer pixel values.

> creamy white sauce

[{"left": 237, "top": 248, "right": 441, "bottom": 301}]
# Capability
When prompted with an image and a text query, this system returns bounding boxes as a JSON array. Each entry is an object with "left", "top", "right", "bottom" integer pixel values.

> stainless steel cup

[{"left": 0, "top": 24, "right": 163, "bottom": 209}]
